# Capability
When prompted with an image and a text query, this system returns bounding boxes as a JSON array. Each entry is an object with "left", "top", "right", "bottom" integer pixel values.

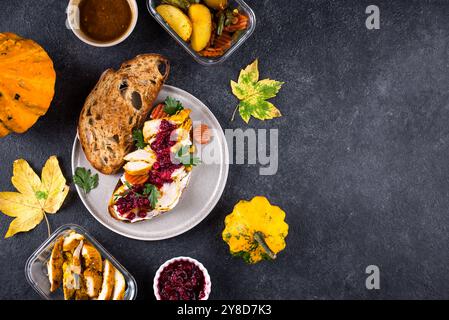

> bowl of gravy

[{"left": 67, "top": 0, "right": 138, "bottom": 47}]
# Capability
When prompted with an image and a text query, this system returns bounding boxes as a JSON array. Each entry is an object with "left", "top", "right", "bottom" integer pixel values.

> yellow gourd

[
  {"left": 222, "top": 196, "right": 288, "bottom": 264},
  {"left": 0, "top": 33, "right": 56, "bottom": 137}
]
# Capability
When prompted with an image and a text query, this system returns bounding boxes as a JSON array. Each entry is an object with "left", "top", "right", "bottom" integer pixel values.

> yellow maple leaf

[
  {"left": 230, "top": 59, "right": 284, "bottom": 123},
  {"left": 0, "top": 156, "right": 69, "bottom": 238}
]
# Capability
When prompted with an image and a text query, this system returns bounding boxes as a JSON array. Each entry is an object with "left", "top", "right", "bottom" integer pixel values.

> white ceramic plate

[{"left": 71, "top": 85, "right": 229, "bottom": 240}]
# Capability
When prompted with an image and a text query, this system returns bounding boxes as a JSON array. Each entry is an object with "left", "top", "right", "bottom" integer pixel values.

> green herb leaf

[
  {"left": 143, "top": 183, "right": 160, "bottom": 208},
  {"left": 230, "top": 59, "right": 284, "bottom": 123},
  {"left": 163, "top": 96, "right": 184, "bottom": 115},
  {"left": 175, "top": 146, "right": 201, "bottom": 167},
  {"left": 115, "top": 181, "right": 133, "bottom": 200},
  {"left": 132, "top": 129, "right": 147, "bottom": 149},
  {"left": 124, "top": 181, "right": 132, "bottom": 189},
  {"left": 73, "top": 167, "right": 99, "bottom": 193},
  {"left": 35, "top": 191, "right": 48, "bottom": 200},
  {"left": 160, "top": 0, "right": 190, "bottom": 10}
]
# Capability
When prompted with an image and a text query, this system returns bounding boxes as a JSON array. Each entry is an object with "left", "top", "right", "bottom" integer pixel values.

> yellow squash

[
  {"left": 156, "top": 5, "right": 193, "bottom": 42},
  {"left": 222, "top": 196, "right": 288, "bottom": 264},
  {"left": 0, "top": 33, "right": 56, "bottom": 137},
  {"left": 188, "top": 4, "right": 212, "bottom": 52}
]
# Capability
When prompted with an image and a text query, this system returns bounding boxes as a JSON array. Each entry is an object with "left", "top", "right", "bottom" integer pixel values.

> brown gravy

[{"left": 79, "top": 0, "right": 132, "bottom": 42}]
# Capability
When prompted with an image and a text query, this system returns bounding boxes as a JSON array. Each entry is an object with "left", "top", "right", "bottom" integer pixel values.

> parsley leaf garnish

[
  {"left": 175, "top": 146, "right": 201, "bottom": 167},
  {"left": 143, "top": 183, "right": 160, "bottom": 208},
  {"left": 35, "top": 191, "right": 48, "bottom": 200},
  {"left": 163, "top": 96, "right": 184, "bottom": 115},
  {"left": 132, "top": 129, "right": 147, "bottom": 149},
  {"left": 73, "top": 167, "right": 99, "bottom": 193}
]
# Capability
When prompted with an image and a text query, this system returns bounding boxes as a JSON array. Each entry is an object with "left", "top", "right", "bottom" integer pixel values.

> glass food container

[
  {"left": 147, "top": 0, "right": 256, "bottom": 65},
  {"left": 25, "top": 224, "right": 137, "bottom": 300}
]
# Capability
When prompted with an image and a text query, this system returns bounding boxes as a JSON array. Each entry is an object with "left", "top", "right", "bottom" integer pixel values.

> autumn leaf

[
  {"left": 230, "top": 59, "right": 284, "bottom": 123},
  {"left": 0, "top": 156, "right": 69, "bottom": 238}
]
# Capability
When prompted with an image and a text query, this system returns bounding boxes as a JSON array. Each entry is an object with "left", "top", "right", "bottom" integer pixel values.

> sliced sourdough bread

[{"left": 78, "top": 54, "right": 169, "bottom": 174}]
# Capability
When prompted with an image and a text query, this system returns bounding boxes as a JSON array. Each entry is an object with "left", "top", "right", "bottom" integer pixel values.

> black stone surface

[{"left": 1, "top": 0, "right": 449, "bottom": 299}]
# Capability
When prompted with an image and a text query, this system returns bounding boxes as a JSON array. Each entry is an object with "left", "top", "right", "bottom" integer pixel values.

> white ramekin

[
  {"left": 66, "top": 0, "right": 138, "bottom": 47},
  {"left": 153, "top": 256, "right": 211, "bottom": 300}
]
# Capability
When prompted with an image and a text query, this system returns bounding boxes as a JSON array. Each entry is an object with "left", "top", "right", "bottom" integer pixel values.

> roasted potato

[
  {"left": 204, "top": 0, "right": 227, "bottom": 10},
  {"left": 188, "top": 4, "right": 212, "bottom": 52},
  {"left": 156, "top": 4, "right": 193, "bottom": 42}
]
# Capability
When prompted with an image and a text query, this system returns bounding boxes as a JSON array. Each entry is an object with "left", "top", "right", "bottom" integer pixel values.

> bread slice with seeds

[{"left": 78, "top": 54, "right": 169, "bottom": 174}]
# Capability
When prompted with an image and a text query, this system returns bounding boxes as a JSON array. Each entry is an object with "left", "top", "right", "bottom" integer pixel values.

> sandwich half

[{"left": 108, "top": 107, "right": 197, "bottom": 223}]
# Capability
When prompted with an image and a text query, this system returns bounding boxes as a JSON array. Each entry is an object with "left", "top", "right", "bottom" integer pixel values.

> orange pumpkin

[{"left": 0, "top": 33, "right": 56, "bottom": 137}]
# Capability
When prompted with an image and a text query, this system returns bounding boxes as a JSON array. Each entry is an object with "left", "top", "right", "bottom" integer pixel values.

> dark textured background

[{"left": 1, "top": 0, "right": 449, "bottom": 299}]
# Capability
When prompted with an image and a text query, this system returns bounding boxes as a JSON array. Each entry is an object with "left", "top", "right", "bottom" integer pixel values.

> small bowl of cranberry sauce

[{"left": 153, "top": 257, "right": 211, "bottom": 300}]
